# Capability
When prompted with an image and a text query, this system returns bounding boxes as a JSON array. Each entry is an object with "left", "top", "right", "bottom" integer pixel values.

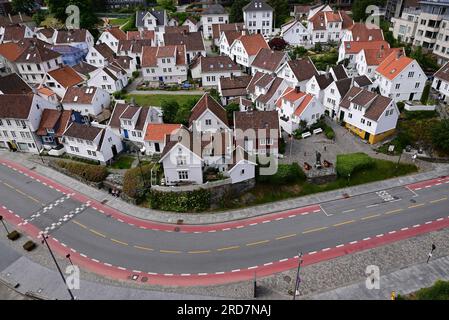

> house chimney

[{"left": 295, "top": 86, "right": 301, "bottom": 93}]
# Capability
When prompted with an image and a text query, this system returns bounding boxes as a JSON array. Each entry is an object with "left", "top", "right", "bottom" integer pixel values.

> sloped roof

[
  {"left": 105, "top": 27, "right": 126, "bottom": 41},
  {"left": 235, "top": 33, "right": 269, "bottom": 56},
  {"left": 37, "top": 109, "right": 73, "bottom": 137},
  {"left": 202, "top": 4, "right": 226, "bottom": 15},
  {"left": 136, "top": 10, "right": 165, "bottom": 28},
  {"left": 189, "top": 94, "right": 228, "bottom": 127},
  {"left": 197, "top": 55, "right": 240, "bottom": 73},
  {"left": 343, "top": 40, "right": 389, "bottom": 54},
  {"left": 63, "top": 122, "right": 102, "bottom": 141},
  {"left": 0, "top": 94, "right": 34, "bottom": 119},
  {"left": 0, "top": 73, "right": 31, "bottom": 94},
  {"left": 94, "top": 43, "right": 115, "bottom": 60},
  {"left": 331, "top": 64, "right": 348, "bottom": 80},
  {"left": 287, "top": 58, "right": 318, "bottom": 82},
  {"left": 55, "top": 29, "right": 89, "bottom": 43},
  {"left": 0, "top": 42, "right": 26, "bottom": 61},
  {"left": 163, "top": 31, "right": 205, "bottom": 52},
  {"left": 348, "top": 22, "right": 384, "bottom": 41},
  {"left": 15, "top": 42, "right": 61, "bottom": 63},
  {"left": 144, "top": 123, "right": 182, "bottom": 141},
  {"left": 243, "top": 0, "right": 273, "bottom": 12},
  {"left": 376, "top": 50, "right": 413, "bottom": 80},
  {"left": 251, "top": 48, "right": 287, "bottom": 73},
  {"left": 212, "top": 23, "right": 244, "bottom": 40},
  {"left": 340, "top": 86, "right": 393, "bottom": 121},
  {"left": 62, "top": 86, "right": 97, "bottom": 104},
  {"left": 435, "top": 61, "right": 449, "bottom": 82},
  {"left": 48, "top": 66, "right": 83, "bottom": 88}
]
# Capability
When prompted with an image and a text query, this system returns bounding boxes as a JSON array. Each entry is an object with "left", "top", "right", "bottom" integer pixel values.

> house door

[
  {"left": 409, "top": 93, "right": 415, "bottom": 101},
  {"left": 111, "top": 145, "right": 118, "bottom": 157},
  {"left": 436, "top": 80, "right": 442, "bottom": 90},
  {"left": 339, "top": 110, "right": 345, "bottom": 122},
  {"left": 364, "top": 131, "right": 370, "bottom": 141},
  {"left": 136, "top": 56, "right": 141, "bottom": 66},
  {"left": 123, "top": 129, "right": 129, "bottom": 139},
  {"left": 7, "top": 141, "right": 17, "bottom": 151},
  {"left": 155, "top": 142, "right": 160, "bottom": 152}
]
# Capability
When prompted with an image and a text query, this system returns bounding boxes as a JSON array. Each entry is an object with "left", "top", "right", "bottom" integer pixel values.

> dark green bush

[
  {"left": 7, "top": 230, "right": 20, "bottom": 241},
  {"left": 397, "top": 101, "right": 405, "bottom": 113},
  {"left": 257, "top": 162, "right": 305, "bottom": 184},
  {"left": 336, "top": 153, "right": 375, "bottom": 177},
  {"left": 420, "top": 83, "right": 431, "bottom": 104},
  {"left": 414, "top": 280, "right": 449, "bottom": 300},
  {"left": 122, "top": 164, "right": 153, "bottom": 200},
  {"left": 56, "top": 160, "right": 108, "bottom": 182},
  {"left": 149, "top": 189, "right": 211, "bottom": 212}
]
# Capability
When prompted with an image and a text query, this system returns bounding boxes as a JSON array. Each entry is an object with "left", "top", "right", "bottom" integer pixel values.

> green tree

[
  {"left": 161, "top": 100, "right": 179, "bottom": 123},
  {"left": 352, "top": 0, "right": 386, "bottom": 22},
  {"left": 157, "top": 0, "right": 176, "bottom": 12},
  {"left": 12, "top": 0, "right": 35, "bottom": 15},
  {"left": 46, "top": 0, "right": 100, "bottom": 30},
  {"left": 229, "top": 0, "right": 250, "bottom": 23},
  {"left": 267, "top": 0, "right": 290, "bottom": 28},
  {"left": 32, "top": 9, "right": 47, "bottom": 26},
  {"left": 289, "top": 46, "right": 308, "bottom": 59},
  {"left": 225, "top": 103, "right": 240, "bottom": 122},
  {"left": 431, "top": 120, "right": 449, "bottom": 153}
]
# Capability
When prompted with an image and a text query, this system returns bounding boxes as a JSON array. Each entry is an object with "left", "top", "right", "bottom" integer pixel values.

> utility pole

[
  {"left": 0, "top": 215, "right": 10, "bottom": 234},
  {"left": 293, "top": 252, "right": 303, "bottom": 300},
  {"left": 41, "top": 234, "right": 75, "bottom": 300}
]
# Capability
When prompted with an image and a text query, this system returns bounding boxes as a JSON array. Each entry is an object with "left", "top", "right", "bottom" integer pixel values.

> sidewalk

[
  {"left": 128, "top": 89, "right": 205, "bottom": 95},
  {"left": 1, "top": 150, "right": 448, "bottom": 225},
  {"left": 309, "top": 255, "right": 449, "bottom": 300}
]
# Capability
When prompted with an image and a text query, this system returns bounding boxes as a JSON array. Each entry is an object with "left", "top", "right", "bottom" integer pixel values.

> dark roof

[
  {"left": 243, "top": 0, "right": 273, "bottom": 12},
  {"left": 62, "top": 86, "right": 97, "bottom": 104},
  {"left": 0, "top": 94, "right": 35, "bottom": 119},
  {"left": 256, "top": 77, "right": 284, "bottom": 104},
  {"left": 189, "top": 94, "right": 228, "bottom": 127},
  {"left": 136, "top": 10, "right": 165, "bottom": 28},
  {"left": 335, "top": 77, "right": 353, "bottom": 96},
  {"left": 163, "top": 31, "right": 205, "bottom": 52},
  {"left": 72, "top": 61, "right": 97, "bottom": 76},
  {"left": 2, "top": 25, "right": 27, "bottom": 42},
  {"left": 246, "top": 71, "right": 265, "bottom": 93},
  {"left": 220, "top": 75, "right": 253, "bottom": 97},
  {"left": 212, "top": 23, "right": 244, "bottom": 41},
  {"left": 37, "top": 109, "right": 73, "bottom": 137},
  {"left": 354, "top": 75, "right": 372, "bottom": 87},
  {"left": 15, "top": 41, "right": 61, "bottom": 63},
  {"left": 251, "top": 48, "right": 287, "bottom": 73},
  {"left": 196, "top": 55, "right": 240, "bottom": 73},
  {"left": 55, "top": 29, "right": 89, "bottom": 44},
  {"left": 63, "top": 122, "right": 102, "bottom": 141},
  {"left": 287, "top": 58, "right": 318, "bottom": 82},
  {"left": 0, "top": 74, "right": 31, "bottom": 94},
  {"left": 234, "top": 110, "right": 279, "bottom": 133},
  {"left": 435, "top": 62, "right": 449, "bottom": 82},
  {"left": 331, "top": 64, "right": 348, "bottom": 80},
  {"left": 159, "top": 126, "right": 200, "bottom": 160},
  {"left": 94, "top": 43, "right": 115, "bottom": 61},
  {"left": 202, "top": 4, "right": 226, "bottom": 15},
  {"left": 108, "top": 103, "right": 129, "bottom": 129},
  {"left": 315, "top": 74, "right": 334, "bottom": 89}
]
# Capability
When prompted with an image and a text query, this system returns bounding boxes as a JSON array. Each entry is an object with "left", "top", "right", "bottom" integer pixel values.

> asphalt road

[{"left": 1, "top": 161, "right": 448, "bottom": 277}]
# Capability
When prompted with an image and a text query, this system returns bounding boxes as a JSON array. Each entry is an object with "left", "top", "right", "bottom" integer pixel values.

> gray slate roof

[
  {"left": 243, "top": 0, "right": 273, "bottom": 12},
  {"left": 136, "top": 10, "right": 165, "bottom": 28}
]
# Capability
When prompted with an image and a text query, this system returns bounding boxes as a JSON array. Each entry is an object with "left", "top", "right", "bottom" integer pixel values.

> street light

[
  {"left": 41, "top": 233, "right": 75, "bottom": 300},
  {"left": 23, "top": 125, "right": 44, "bottom": 164},
  {"left": 0, "top": 215, "right": 10, "bottom": 234},
  {"left": 427, "top": 243, "right": 436, "bottom": 263},
  {"left": 293, "top": 252, "right": 303, "bottom": 300},
  {"left": 66, "top": 253, "right": 74, "bottom": 267},
  {"left": 135, "top": 145, "right": 147, "bottom": 188}
]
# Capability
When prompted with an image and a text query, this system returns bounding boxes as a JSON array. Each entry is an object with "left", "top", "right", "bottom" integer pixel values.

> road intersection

[{"left": 1, "top": 157, "right": 449, "bottom": 286}]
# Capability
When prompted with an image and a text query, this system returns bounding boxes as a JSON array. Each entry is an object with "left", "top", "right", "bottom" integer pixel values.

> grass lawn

[
  {"left": 108, "top": 18, "right": 129, "bottom": 26},
  {"left": 397, "top": 280, "right": 449, "bottom": 300},
  {"left": 109, "top": 155, "right": 134, "bottom": 169},
  {"left": 221, "top": 158, "right": 418, "bottom": 209},
  {"left": 125, "top": 94, "right": 202, "bottom": 107}
]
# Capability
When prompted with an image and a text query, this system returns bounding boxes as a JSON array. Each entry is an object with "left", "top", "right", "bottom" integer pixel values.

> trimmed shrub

[
  {"left": 149, "top": 189, "right": 211, "bottom": 212},
  {"left": 7, "top": 230, "right": 20, "bottom": 241},
  {"left": 56, "top": 160, "right": 108, "bottom": 182},
  {"left": 414, "top": 280, "right": 449, "bottom": 300},
  {"left": 336, "top": 153, "right": 375, "bottom": 177},
  {"left": 257, "top": 162, "right": 305, "bottom": 185},
  {"left": 23, "top": 240, "right": 36, "bottom": 251},
  {"left": 122, "top": 164, "right": 153, "bottom": 200},
  {"left": 420, "top": 83, "right": 431, "bottom": 104}
]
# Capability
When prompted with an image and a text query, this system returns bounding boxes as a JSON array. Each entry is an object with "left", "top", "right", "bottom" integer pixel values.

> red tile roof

[
  {"left": 0, "top": 42, "right": 26, "bottom": 61},
  {"left": 348, "top": 22, "right": 384, "bottom": 41},
  {"left": 48, "top": 66, "right": 84, "bottom": 88},
  {"left": 343, "top": 40, "right": 389, "bottom": 54},
  {"left": 376, "top": 50, "right": 412, "bottom": 80},
  {"left": 235, "top": 33, "right": 269, "bottom": 56},
  {"left": 189, "top": 93, "right": 228, "bottom": 127},
  {"left": 144, "top": 123, "right": 182, "bottom": 141}
]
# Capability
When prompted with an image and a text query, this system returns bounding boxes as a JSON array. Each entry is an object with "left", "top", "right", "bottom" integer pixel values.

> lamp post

[
  {"left": 427, "top": 243, "right": 436, "bottom": 263},
  {"left": 293, "top": 252, "right": 303, "bottom": 300},
  {"left": 135, "top": 145, "right": 147, "bottom": 188},
  {"left": 0, "top": 215, "right": 10, "bottom": 234},
  {"left": 66, "top": 253, "right": 74, "bottom": 267},
  {"left": 41, "top": 233, "right": 75, "bottom": 300},
  {"left": 23, "top": 125, "right": 44, "bottom": 164}
]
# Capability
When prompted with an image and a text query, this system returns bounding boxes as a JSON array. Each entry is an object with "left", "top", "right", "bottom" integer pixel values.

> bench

[
  {"left": 301, "top": 131, "right": 312, "bottom": 139},
  {"left": 313, "top": 128, "right": 323, "bottom": 135}
]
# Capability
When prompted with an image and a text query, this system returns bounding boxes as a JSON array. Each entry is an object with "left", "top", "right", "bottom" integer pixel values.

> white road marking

[
  {"left": 104, "top": 263, "right": 112, "bottom": 267},
  {"left": 376, "top": 234, "right": 384, "bottom": 237},
  {"left": 198, "top": 273, "right": 208, "bottom": 276},
  {"left": 437, "top": 218, "right": 444, "bottom": 221},
  {"left": 308, "top": 251, "right": 317, "bottom": 255},
  {"left": 279, "top": 258, "right": 288, "bottom": 262},
  {"left": 363, "top": 237, "right": 371, "bottom": 241},
  {"left": 181, "top": 273, "right": 191, "bottom": 276},
  {"left": 288, "top": 215, "right": 295, "bottom": 218},
  {"left": 248, "top": 266, "right": 258, "bottom": 270},
  {"left": 322, "top": 248, "right": 331, "bottom": 252},
  {"left": 275, "top": 218, "right": 283, "bottom": 221},
  {"left": 401, "top": 227, "right": 409, "bottom": 231},
  {"left": 350, "top": 241, "right": 358, "bottom": 244},
  {"left": 264, "top": 262, "right": 273, "bottom": 266},
  {"left": 222, "top": 228, "right": 231, "bottom": 231},
  {"left": 231, "top": 269, "right": 240, "bottom": 272},
  {"left": 249, "top": 223, "right": 258, "bottom": 226},
  {"left": 389, "top": 231, "right": 396, "bottom": 234},
  {"left": 425, "top": 221, "right": 432, "bottom": 224},
  {"left": 336, "top": 244, "right": 344, "bottom": 248},
  {"left": 320, "top": 205, "right": 332, "bottom": 217},
  {"left": 215, "top": 271, "right": 225, "bottom": 275},
  {"left": 366, "top": 204, "right": 379, "bottom": 208}
]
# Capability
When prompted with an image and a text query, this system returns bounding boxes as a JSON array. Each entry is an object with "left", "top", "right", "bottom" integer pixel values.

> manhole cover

[
  {"left": 141, "top": 277, "right": 148, "bottom": 283},
  {"left": 284, "top": 275, "right": 291, "bottom": 283}
]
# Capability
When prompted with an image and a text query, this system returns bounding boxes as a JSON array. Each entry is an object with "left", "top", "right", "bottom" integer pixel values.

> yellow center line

[
  {"left": 72, "top": 220, "right": 87, "bottom": 229},
  {"left": 110, "top": 238, "right": 128, "bottom": 246},
  {"left": 430, "top": 197, "right": 447, "bottom": 204},
  {"left": 246, "top": 240, "right": 270, "bottom": 246},
  {"left": 217, "top": 245, "right": 240, "bottom": 251},
  {"left": 133, "top": 245, "right": 154, "bottom": 251},
  {"left": 333, "top": 220, "right": 356, "bottom": 227},
  {"left": 188, "top": 250, "right": 211, "bottom": 254},
  {"left": 275, "top": 233, "right": 297, "bottom": 240},
  {"left": 408, "top": 203, "right": 425, "bottom": 209},
  {"left": 89, "top": 229, "right": 106, "bottom": 238},
  {"left": 361, "top": 214, "right": 381, "bottom": 220},
  {"left": 302, "top": 226, "right": 328, "bottom": 234},
  {"left": 2, "top": 182, "right": 43, "bottom": 205},
  {"left": 159, "top": 249, "right": 181, "bottom": 254},
  {"left": 384, "top": 208, "right": 404, "bottom": 215}
]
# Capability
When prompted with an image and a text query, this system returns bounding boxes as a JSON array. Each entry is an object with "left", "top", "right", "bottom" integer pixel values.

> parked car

[{"left": 181, "top": 82, "right": 192, "bottom": 90}]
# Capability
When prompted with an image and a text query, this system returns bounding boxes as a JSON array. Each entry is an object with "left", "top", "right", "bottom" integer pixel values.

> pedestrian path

[{"left": 309, "top": 255, "right": 449, "bottom": 300}]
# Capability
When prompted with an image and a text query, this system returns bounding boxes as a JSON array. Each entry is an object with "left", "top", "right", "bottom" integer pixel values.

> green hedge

[
  {"left": 398, "top": 280, "right": 449, "bottom": 300},
  {"left": 56, "top": 160, "right": 108, "bottom": 182},
  {"left": 336, "top": 153, "right": 375, "bottom": 177},
  {"left": 149, "top": 189, "right": 211, "bottom": 212},
  {"left": 122, "top": 164, "right": 153, "bottom": 200},
  {"left": 257, "top": 162, "right": 305, "bottom": 185},
  {"left": 420, "top": 83, "right": 431, "bottom": 104}
]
